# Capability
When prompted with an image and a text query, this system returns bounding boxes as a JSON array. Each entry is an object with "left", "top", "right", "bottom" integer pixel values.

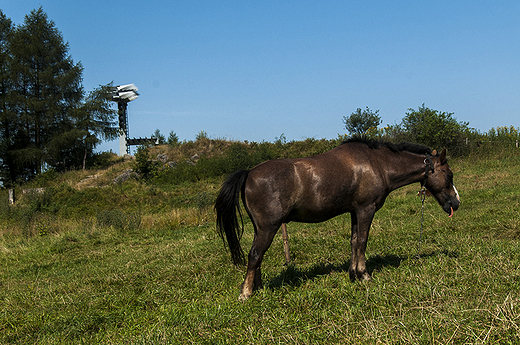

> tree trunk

[{"left": 82, "top": 146, "right": 87, "bottom": 171}]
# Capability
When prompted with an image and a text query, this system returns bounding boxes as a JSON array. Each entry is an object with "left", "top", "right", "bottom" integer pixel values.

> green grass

[{"left": 1, "top": 147, "right": 520, "bottom": 344}]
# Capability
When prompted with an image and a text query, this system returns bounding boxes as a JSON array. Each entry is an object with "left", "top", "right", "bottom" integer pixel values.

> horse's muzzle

[{"left": 446, "top": 195, "right": 460, "bottom": 218}]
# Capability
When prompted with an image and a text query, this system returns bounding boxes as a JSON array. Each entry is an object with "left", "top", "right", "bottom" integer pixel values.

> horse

[{"left": 215, "top": 137, "right": 460, "bottom": 301}]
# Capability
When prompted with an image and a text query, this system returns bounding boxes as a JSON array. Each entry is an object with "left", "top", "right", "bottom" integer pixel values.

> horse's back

[{"left": 243, "top": 145, "right": 371, "bottom": 223}]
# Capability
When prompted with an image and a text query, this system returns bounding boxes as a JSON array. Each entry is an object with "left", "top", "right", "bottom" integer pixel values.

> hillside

[{"left": 0, "top": 137, "right": 345, "bottom": 237}]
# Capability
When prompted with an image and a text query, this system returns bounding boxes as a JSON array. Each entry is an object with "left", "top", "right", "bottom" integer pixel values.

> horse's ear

[
  {"left": 432, "top": 149, "right": 437, "bottom": 156},
  {"left": 439, "top": 148, "right": 447, "bottom": 164}
]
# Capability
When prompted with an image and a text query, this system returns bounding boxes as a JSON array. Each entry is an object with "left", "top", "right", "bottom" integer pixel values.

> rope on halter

[
  {"left": 415, "top": 186, "right": 427, "bottom": 259},
  {"left": 416, "top": 154, "right": 434, "bottom": 259}
]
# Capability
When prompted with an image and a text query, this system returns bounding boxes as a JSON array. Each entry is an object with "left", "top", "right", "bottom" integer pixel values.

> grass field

[{"left": 1, "top": 147, "right": 520, "bottom": 344}]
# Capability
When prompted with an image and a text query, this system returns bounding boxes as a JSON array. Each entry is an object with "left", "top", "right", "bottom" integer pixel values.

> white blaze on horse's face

[{"left": 453, "top": 184, "right": 460, "bottom": 203}]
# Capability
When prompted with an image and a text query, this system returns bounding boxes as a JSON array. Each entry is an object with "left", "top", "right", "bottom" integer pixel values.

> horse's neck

[{"left": 384, "top": 152, "right": 426, "bottom": 191}]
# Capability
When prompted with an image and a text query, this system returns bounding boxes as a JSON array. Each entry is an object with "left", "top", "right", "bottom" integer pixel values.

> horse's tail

[{"left": 215, "top": 169, "right": 250, "bottom": 266}]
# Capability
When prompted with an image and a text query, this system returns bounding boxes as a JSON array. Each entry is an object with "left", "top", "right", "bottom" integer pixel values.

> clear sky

[{"left": 2, "top": 1, "right": 519, "bottom": 153}]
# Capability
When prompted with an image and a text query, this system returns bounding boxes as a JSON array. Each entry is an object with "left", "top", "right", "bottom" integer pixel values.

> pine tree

[
  {"left": 0, "top": 10, "right": 16, "bottom": 185},
  {"left": 0, "top": 8, "right": 119, "bottom": 185},
  {"left": 8, "top": 7, "right": 83, "bottom": 177},
  {"left": 55, "top": 84, "right": 118, "bottom": 171},
  {"left": 77, "top": 84, "right": 118, "bottom": 169}
]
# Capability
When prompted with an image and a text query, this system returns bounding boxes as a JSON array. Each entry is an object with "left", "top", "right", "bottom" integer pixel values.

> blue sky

[{"left": 2, "top": 1, "right": 519, "bottom": 154}]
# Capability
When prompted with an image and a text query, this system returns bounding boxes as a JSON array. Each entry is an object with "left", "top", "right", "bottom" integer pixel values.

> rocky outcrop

[{"left": 113, "top": 169, "right": 139, "bottom": 184}]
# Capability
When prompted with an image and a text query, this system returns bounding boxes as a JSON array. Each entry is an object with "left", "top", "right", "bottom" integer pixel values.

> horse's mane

[{"left": 341, "top": 136, "right": 432, "bottom": 155}]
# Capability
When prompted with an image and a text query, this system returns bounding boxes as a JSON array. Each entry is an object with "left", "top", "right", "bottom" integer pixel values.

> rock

[
  {"left": 22, "top": 187, "right": 46, "bottom": 195},
  {"left": 76, "top": 174, "right": 102, "bottom": 189},
  {"left": 167, "top": 161, "right": 178, "bottom": 168},
  {"left": 113, "top": 169, "right": 139, "bottom": 183},
  {"left": 157, "top": 153, "right": 169, "bottom": 163}
]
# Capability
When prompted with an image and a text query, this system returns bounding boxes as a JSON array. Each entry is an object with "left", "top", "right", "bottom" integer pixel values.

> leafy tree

[
  {"left": 343, "top": 107, "right": 382, "bottom": 136},
  {"left": 398, "top": 104, "right": 470, "bottom": 154}
]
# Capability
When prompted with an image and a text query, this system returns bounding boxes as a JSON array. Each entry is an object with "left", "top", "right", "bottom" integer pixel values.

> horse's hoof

[
  {"left": 349, "top": 269, "right": 357, "bottom": 282},
  {"left": 238, "top": 293, "right": 251, "bottom": 302},
  {"left": 360, "top": 272, "right": 372, "bottom": 281},
  {"left": 349, "top": 270, "right": 372, "bottom": 282}
]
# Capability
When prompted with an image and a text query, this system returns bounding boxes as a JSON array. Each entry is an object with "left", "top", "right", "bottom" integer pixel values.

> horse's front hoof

[
  {"left": 360, "top": 272, "right": 372, "bottom": 281},
  {"left": 238, "top": 284, "right": 254, "bottom": 301},
  {"left": 238, "top": 292, "right": 252, "bottom": 302},
  {"left": 349, "top": 269, "right": 372, "bottom": 282}
]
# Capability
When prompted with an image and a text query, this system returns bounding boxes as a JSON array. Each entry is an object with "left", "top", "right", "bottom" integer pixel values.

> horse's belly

[{"left": 287, "top": 206, "right": 348, "bottom": 223}]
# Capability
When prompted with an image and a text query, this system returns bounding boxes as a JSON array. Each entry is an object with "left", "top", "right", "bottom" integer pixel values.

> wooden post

[
  {"left": 281, "top": 223, "right": 291, "bottom": 265},
  {"left": 8, "top": 189, "right": 15, "bottom": 205}
]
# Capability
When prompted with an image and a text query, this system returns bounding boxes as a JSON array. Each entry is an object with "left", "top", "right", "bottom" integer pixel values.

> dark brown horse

[{"left": 215, "top": 138, "right": 460, "bottom": 301}]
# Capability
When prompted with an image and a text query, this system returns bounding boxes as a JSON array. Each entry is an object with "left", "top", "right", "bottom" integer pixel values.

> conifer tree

[
  {"left": 48, "top": 84, "right": 118, "bottom": 171},
  {"left": 0, "top": 10, "right": 16, "bottom": 185},
  {"left": 77, "top": 84, "right": 118, "bottom": 169},
  {"left": 0, "top": 8, "right": 119, "bottom": 185},
  {"left": 8, "top": 7, "right": 83, "bottom": 176}
]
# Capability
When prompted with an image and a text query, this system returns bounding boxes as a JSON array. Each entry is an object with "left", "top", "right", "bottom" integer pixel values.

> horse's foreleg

[
  {"left": 349, "top": 209, "right": 375, "bottom": 282},
  {"left": 239, "top": 226, "right": 277, "bottom": 301},
  {"left": 349, "top": 212, "right": 359, "bottom": 282}
]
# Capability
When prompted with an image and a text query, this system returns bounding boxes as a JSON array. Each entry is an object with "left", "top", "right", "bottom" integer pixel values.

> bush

[
  {"left": 134, "top": 145, "right": 161, "bottom": 179},
  {"left": 150, "top": 141, "right": 281, "bottom": 186},
  {"left": 485, "top": 126, "right": 520, "bottom": 142},
  {"left": 388, "top": 104, "right": 472, "bottom": 155},
  {"left": 87, "top": 151, "right": 121, "bottom": 169}
]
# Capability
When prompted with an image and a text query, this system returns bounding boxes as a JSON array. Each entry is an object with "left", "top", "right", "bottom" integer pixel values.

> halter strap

[{"left": 422, "top": 154, "right": 435, "bottom": 187}]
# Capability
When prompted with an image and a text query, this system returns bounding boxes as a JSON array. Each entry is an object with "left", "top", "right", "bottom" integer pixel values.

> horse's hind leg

[{"left": 239, "top": 225, "right": 278, "bottom": 301}]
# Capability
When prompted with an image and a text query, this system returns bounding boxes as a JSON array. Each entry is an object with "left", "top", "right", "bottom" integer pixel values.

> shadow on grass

[
  {"left": 267, "top": 253, "right": 402, "bottom": 289},
  {"left": 266, "top": 250, "right": 458, "bottom": 289}
]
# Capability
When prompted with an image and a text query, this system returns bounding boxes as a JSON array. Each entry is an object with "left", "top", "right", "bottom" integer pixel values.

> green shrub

[
  {"left": 87, "top": 151, "right": 121, "bottom": 169},
  {"left": 383, "top": 104, "right": 472, "bottom": 155},
  {"left": 485, "top": 126, "right": 520, "bottom": 142},
  {"left": 31, "top": 169, "right": 59, "bottom": 186},
  {"left": 134, "top": 145, "right": 161, "bottom": 179}
]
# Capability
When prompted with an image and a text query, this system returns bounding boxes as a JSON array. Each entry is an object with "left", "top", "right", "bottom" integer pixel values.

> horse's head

[{"left": 424, "top": 148, "right": 461, "bottom": 217}]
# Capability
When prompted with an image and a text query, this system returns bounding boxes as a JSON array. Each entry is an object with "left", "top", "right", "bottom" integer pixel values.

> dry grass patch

[{"left": 141, "top": 208, "right": 214, "bottom": 231}]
